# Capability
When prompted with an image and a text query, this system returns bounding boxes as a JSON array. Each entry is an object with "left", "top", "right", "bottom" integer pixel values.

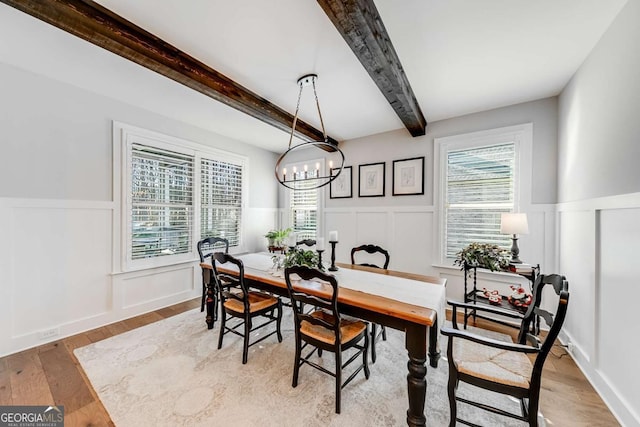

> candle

[
  {"left": 283, "top": 168, "right": 287, "bottom": 181},
  {"left": 304, "top": 164, "right": 308, "bottom": 179},
  {"left": 293, "top": 166, "right": 297, "bottom": 180},
  {"left": 329, "top": 160, "right": 333, "bottom": 169},
  {"left": 316, "top": 237, "right": 325, "bottom": 251},
  {"left": 329, "top": 230, "right": 338, "bottom": 242}
]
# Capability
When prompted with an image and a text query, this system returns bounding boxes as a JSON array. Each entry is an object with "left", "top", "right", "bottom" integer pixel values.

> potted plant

[
  {"left": 283, "top": 247, "right": 322, "bottom": 270},
  {"left": 264, "top": 227, "right": 292, "bottom": 248},
  {"left": 454, "top": 242, "right": 511, "bottom": 272}
]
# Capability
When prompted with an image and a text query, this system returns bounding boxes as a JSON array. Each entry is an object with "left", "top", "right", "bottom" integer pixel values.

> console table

[{"left": 463, "top": 262, "right": 540, "bottom": 331}]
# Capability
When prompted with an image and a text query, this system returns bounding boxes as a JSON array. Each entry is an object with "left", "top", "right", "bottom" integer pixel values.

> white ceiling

[{"left": 0, "top": 1, "right": 628, "bottom": 153}]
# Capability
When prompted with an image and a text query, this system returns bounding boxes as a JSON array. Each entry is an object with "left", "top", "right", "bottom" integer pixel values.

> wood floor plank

[
  {"left": 6, "top": 348, "right": 54, "bottom": 405},
  {"left": 0, "top": 358, "right": 12, "bottom": 405},
  {"left": 64, "top": 400, "right": 114, "bottom": 427},
  {"left": 38, "top": 343, "right": 94, "bottom": 413}
]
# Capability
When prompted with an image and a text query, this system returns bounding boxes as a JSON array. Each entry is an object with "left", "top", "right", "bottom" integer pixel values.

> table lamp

[{"left": 500, "top": 213, "right": 529, "bottom": 264}]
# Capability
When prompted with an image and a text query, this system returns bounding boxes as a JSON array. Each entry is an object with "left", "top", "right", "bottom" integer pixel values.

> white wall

[
  {"left": 324, "top": 98, "right": 558, "bottom": 296},
  {"left": 557, "top": 0, "right": 640, "bottom": 425},
  {"left": 0, "top": 61, "right": 279, "bottom": 357}
]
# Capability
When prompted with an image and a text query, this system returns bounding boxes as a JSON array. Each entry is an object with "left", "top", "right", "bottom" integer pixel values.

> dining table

[{"left": 202, "top": 252, "right": 446, "bottom": 427}]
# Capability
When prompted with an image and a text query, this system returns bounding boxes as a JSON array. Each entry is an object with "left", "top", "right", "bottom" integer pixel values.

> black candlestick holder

[
  {"left": 328, "top": 241, "right": 338, "bottom": 271},
  {"left": 316, "top": 249, "right": 325, "bottom": 270}
]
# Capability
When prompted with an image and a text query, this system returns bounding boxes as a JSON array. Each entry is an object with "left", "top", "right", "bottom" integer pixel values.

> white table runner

[{"left": 227, "top": 253, "right": 445, "bottom": 328}]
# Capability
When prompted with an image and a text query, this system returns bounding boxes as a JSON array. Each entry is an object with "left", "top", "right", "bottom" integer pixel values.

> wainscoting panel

[
  {"left": 557, "top": 193, "right": 640, "bottom": 426},
  {"left": 598, "top": 208, "right": 640, "bottom": 419},
  {"left": 0, "top": 199, "right": 114, "bottom": 356},
  {"left": 119, "top": 265, "right": 195, "bottom": 311},
  {"left": 558, "top": 209, "right": 596, "bottom": 362},
  {"left": 391, "top": 211, "right": 435, "bottom": 276}
]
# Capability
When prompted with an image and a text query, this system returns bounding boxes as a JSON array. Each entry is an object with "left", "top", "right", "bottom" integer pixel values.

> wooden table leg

[
  {"left": 204, "top": 271, "right": 216, "bottom": 330},
  {"left": 428, "top": 317, "right": 440, "bottom": 368},
  {"left": 405, "top": 323, "right": 427, "bottom": 427}
]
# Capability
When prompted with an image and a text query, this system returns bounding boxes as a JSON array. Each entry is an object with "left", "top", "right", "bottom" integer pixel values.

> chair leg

[
  {"left": 242, "top": 315, "right": 251, "bottom": 364},
  {"left": 292, "top": 334, "right": 301, "bottom": 388},
  {"left": 528, "top": 394, "right": 540, "bottom": 427},
  {"left": 217, "top": 308, "right": 226, "bottom": 350},
  {"left": 447, "top": 374, "right": 458, "bottom": 427},
  {"left": 371, "top": 324, "right": 377, "bottom": 363},
  {"left": 335, "top": 349, "right": 342, "bottom": 414},
  {"left": 276, "top": 301, "right": 283, "bottom": 342},
  {"left": 381, "top": 325, "right": 387, "bottom": 341},
  {"left": 200, "top": 282, "right": 206, "bottom": 312},
  {"left": 363, "top": 326, "right": 370, "bottom": 379}
]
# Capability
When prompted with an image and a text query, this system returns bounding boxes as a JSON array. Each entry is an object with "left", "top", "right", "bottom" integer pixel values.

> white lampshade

[{"left": 500, "top": 213, "right": 529, "bottom": 235}]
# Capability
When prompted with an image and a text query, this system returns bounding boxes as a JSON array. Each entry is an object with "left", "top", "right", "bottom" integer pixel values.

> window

[
  {"left": 435, "top": 124, "right": 532, "bottom": 263},
  {"left": 130, "top": 144, "right": 194, "bottom": 260},
  {"left": 200, "top": 158, "right": 242, "bottom": 246},
  {"left": 290, "top": 178, "right": 318, "bottom": 240},
  {"left": 116, "top": 122, "right": 246, "bottom": 271},
  {"left": 285, "top": 159, "right": 324, "bottom": 240}
]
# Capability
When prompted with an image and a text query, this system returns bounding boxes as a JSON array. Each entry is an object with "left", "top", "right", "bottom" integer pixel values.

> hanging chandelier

[{"left": 275, "top": 74, "right": 345, "bottom": 190}]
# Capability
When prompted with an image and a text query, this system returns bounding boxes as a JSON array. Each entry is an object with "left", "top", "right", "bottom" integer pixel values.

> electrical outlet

[
  {"left": 39, "top": 327, "right": 60, "bottom": 340},
  {"left": 567, "top": 342, "right": 575, "bottom": 354}
]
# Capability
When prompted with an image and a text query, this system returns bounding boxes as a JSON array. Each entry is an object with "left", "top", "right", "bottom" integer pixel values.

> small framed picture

[
  {"left": 358, "top": 162, "right": 385, "bottom": 197},
  {"left": 392, "top": 157, "right": 424, "bottom": 196},
  {"left": 329, "top": 166, "right": 352, "bottom": 199}
]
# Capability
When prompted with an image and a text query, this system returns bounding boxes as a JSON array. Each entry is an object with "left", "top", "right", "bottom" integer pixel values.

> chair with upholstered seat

[
  {"left": 213, "top": 252, "right": 283, "bottom": 364},
  {"left": 197, "top": 237, "right": 229, "bottom": 313},
  {"left": 441, "top": 274, "right": 569, "bottom": 426},
  {"left": 284, "top": 265, "right": 370, "bottom": 414},
  {"left": 350, "top": 244, "right": 390, "bottom": 363}
]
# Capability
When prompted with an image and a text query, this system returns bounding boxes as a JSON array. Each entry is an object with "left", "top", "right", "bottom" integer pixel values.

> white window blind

[
  {"left": 200, "top": 158, "right": 243, "bottom": 247},
  {"left": 130, "top": 143, "right": 194, "bottom": 260},
  {"left": 445, "top": 143, "right": 514, "bottom": 257},
  {"left": 290, "top": 175, "right": 318, "bottom": 240}
]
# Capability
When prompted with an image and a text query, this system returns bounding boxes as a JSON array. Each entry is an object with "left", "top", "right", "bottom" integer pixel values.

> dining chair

[
  {"left": 350, "top": 244, "right": 390, "bottom": 363},
  {"left": 441, "top": 274, "right": 570, "bottom": 426},
  {"left": 296, "top": 239, "right": 316, "bottom": 248},
  {"left": 213, "top": 252, "right": 283, "bottom": 364},
  {"left": 197, "top": 237, "right": 229, "bottom": 313},
  {"left": 284, "top": 265, "right": 370, "bottom": 414}
]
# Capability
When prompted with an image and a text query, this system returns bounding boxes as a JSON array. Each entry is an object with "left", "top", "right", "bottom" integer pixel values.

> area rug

[{"left": 75, "top": 309, "right": 537, "bottom": 426}]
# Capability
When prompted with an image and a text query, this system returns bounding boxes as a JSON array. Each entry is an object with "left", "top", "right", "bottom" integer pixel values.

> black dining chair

[
  {"left": 296, "top": 239, "right": 316, "bottom": 248},
  {"left": 441, "top": 274, "right": 570, "bottom": 426},
  {"left": 197, "top": 237, "right": 229, "bottom": 313},
  {"left": 350, "top": 244, "right": 390, "bottom": 363},
  {"left": 213, "top": 252, "right": 283, "bottom": 364},
  {"left": 284, "top": 265, "right": 370, "bottom": 414}
]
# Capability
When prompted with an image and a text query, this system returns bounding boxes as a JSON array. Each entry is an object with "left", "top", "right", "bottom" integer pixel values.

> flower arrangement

[{"left": 454, "top": 242, "right": 511, "bottom": 272}]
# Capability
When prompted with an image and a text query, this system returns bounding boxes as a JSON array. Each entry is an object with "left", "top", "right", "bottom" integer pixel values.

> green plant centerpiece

[
  {"left": 264, "top": 227, "right": 292, "bottom": 248},
  {"left": 282, "top": 247, "right": 322, "bottom": 271},
  {"left": 454, "top": 242, "right": 511, "bottom": 272}
]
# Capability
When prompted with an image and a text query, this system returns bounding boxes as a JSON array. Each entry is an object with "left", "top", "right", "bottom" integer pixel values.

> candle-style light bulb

[
  {"left": 304, "top": 164, "right": 308, "bottom": 179},
  {"left": 329, "top": 160, "right": 333, "bottom": 169},
  {"left": 283, "top": 168, "right": 287, "bottom": 182}
]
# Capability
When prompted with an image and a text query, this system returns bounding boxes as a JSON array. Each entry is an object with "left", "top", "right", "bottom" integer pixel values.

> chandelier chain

[
  {"left": 287, "top": 82, "right": 304, "bottom": 150},
  {"left": 312, "top": 78, "right": 327, "bottom": 143}
]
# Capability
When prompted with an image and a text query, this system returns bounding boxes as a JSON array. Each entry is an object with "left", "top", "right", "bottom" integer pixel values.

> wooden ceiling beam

[
  {"left": 1, "top": 0, "right": 338, "bottom": 146},
  {"left": 317, "top": 0, "right": 427, "bottom": 136}
]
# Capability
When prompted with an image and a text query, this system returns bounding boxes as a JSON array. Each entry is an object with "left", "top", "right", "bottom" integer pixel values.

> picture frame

[
  {"left": 392, "top": 157, "right": 424, "bottom": 196},
  {"left": 329, "top": 166, "right": 352, "bottom": 199},
  {"left": 358, "top": 162, "right": 385, "bottom": 197}
]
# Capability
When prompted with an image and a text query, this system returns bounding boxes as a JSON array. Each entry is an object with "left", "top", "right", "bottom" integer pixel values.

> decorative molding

[
  {"left": 1, "top": 0, "right": 337, "bottom": 145},
  {"left": 317, "top": 0, "right": 426, "bottom": 136}
]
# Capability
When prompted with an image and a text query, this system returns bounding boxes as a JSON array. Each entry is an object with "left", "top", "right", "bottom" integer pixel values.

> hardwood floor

[{"left": 0, "top": 298, "right": 619, "bottom": 426}]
